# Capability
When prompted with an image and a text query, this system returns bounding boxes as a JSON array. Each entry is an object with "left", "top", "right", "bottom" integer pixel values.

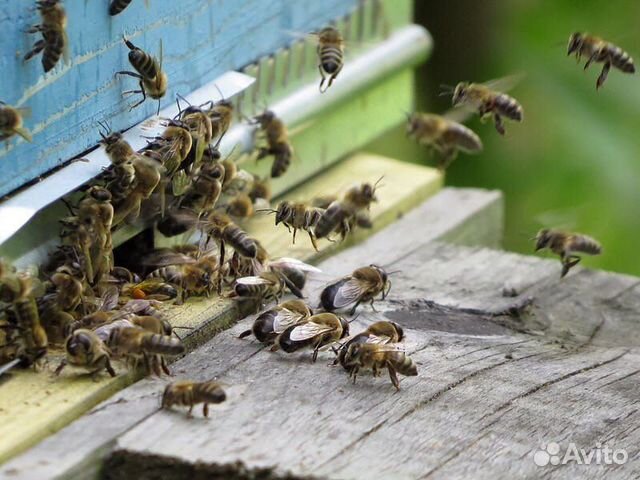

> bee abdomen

[
  {"left": 320, "top": 46, "right": 343, "bottom": 74},
  {"left": 320, "top": 279, "right": 346, "bottom": 311},
  {"left": 315, "top": 202, "right": 344, "bottom": 239},
  {"left": 392, "top": 354, "right": 418, "bottom": 377},
  {"left": 571, "top": 236, "right": 602, "bottom": 255},
  {"left": 142, "top": 333, "right": 185, "bottom": 355},
  {"left": 127, "top": 44, "right": 158, "bottom": 80},
  {"left": 225, "top": 227, "right": 257, "bottom": 258},
  {"left": 109, "top": 0, "right": 134, "bottom": 15},
  {"left": 446, "top": 123, "right": 483, "bottom": 153},
  {"left": 252, "top": 311, "right": 277, "bottom": 343},
  {"left": 495, "top": 94, "right": 523, "bottom": 121},
  {"left": 271, "top": 144, "right": 292, "bottom": 178},
  {"left": 193, "top": 382, "right": 226, "bottom": 404},
  {"left": 608, "top": 46, "right": 635, "bottom": 73},
  {"left": 42, "top": 30, "right": 65, "bottom": 72}
]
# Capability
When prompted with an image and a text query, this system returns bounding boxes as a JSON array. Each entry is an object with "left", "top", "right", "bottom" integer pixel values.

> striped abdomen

[
  {"left": 319, "top": 45, "right": 344, "bottom": 75},
  {"left": 109, "top": 0, "right": 134, "bottom": 15},
  {"left": 315, "top": 201, "right": 346, "bottom": 239},
  {"left": 42, "top": 29, "right": 65, "bottom": 72},
  {"left": 387, "top": 352, "right": 418, "bottom": 377},
  {"left": 568, "top": 235, "right": 602, "bottom": 256},
  {"left": 126, "top": 40, "right": 159, "bottom": 80},
  {"left": 162, "top": 381, "right": 226, "bottom": 409},
  {"left": 271, "top": 142, "right": 292, "bottom": 178},
  {"left": 494, "top": 94, "right": 523, "bottom": 121},
  {"left": 606, "top": 45, "right": 635, "bottom": 73},
  {"left": 140, "top": 332, "right": 184, "bottom": 355},
  {"left": 148, "top": 266, "right": 181, "bottom": 284},
  {"left": 442, "top": 122, "right": 483, "bottom": 153},
  {"left": 223, "top": 226, "right": 257, "bottom": 258}
]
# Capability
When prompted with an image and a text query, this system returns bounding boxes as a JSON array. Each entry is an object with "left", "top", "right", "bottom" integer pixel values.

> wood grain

[
  {"left": 0, "top": 153, "right": 444, "bottom": 467},
  {"left": 85, "top": 200, "right": 640, "bottom": 479}
]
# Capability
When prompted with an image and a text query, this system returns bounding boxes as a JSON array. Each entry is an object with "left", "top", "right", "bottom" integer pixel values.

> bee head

[
  {"left": 535, "top": 229, "right": 552, "bottom": 251},
  {"left": 67, "top": 332, "right": 91, "bottom": 356},
  {"left": 275, "top": 201, "right": 291, "bottom": 225},
  {"left": 87, "top": 186, "right": 112, "bottom": 203},
  {"left": 451, "top": 82, "right": 469, "bottom": 106},
  {"left": 567, "top": 32, "right": 583, "bottom": 55}
]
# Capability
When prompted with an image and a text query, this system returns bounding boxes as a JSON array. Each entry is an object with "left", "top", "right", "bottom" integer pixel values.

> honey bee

[
  {"left": 317, "top": 26, "right": 344, "bottom": 93},
  {"left": 252, "top": 110, "right": 293, "bottom": 178},
  {"left": 76, "top": 187, "right": 114, "bottom": 284},
  {"left": 0, "top": 271, "right": 47, "bottom": 368},
  {"left": 534, "top": 229, "right": 602, "bottom": 278},
  {"left": 112, "top": 154, "right": 163, "bottom": 226},
  {"left": 116, "top": 37, "right": 168, "bottom": 114},
  {"left": 271, "top": 312, "right": 349, "bottom": 362},
  {"left": 178, "top": 161, "right": 225, "bottom": 213},
  {"left": 320, "top": 265, "right": 390, "bottom": 315},
  {"left": 24, "top": 0, "right": 69, "bottom": 73},
  {"left": 406, "top": 112, "right": 483, "bottom": 170},
  {"left": 238, "top": 299, "right": 312, "bottom": 344},
  {"left": 106, "top": 326, "right": 184, "bottom": 373},
  {"left": 261, "top": 201, "right": 324, "bottom": 251},
  {"left": 233, "top": 271, "right": 305, "bottom": 305},
  {"left": 40, "top": 265, "right": 85, "bottom": 343},
  {"left": 55, "top": 329, "right": 116, "bottom": 379},
  {"left": 147, "top": 264, "right": 212, "bottom": 304},
  {"left": 220, "top": 158, "right": 238, "bottom": 191},
  {"left": 98, "top": 124, "right": 136, "bottom": 166},
  {"left": 130, "top": 315, "right": 175, "bottom": 375},
  {"left": 0, "top": 102, "right": 32, "bottom": 145},
  {"left": 312, "top": 195, "right": 372, "bottom": 236},
  {"left": 224, "top": 193, "right": 254, "bottom": 218},
  {"left": 204, "top": 96, "right": 234, "bottom": 147},
  {"left": 314, "top": 179, "right": 381, "bottom": 241},
  {"left": 450, "top": 77, "right": 523, "bottom": 135},
  {"left": 248, "top": 175, "right": 271, "bottom": 204},
  {"left": 342, "top": 343, "right": 417, "bottom": 390},
  {"left": 161, "top": 380, "right": 226, "bottom": 418},
  {"left": 567, "top": 33, "right": 635, "bottom": 89},
  {"left": 334, "top": 321, "right": 404, "bottom": 371}
]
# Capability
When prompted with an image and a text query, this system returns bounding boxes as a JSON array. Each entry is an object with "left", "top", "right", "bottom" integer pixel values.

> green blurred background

[{"left": 370, "top": 0, "right": 640, "bottom": 275}]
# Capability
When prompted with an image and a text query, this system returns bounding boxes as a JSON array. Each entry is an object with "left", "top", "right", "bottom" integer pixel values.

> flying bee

[
  {"left": 223, "top": 193, "right": 254, "bottom": 219},
  {"left": 252, "top": 110, "right": 294, "bottom": 178},
  {"left": 0, "top": 102, "right": 32, "bottom": 145},
  {"left": 312, "top": 195, "right": 372, "bottom": 237},
  {"left": 406, "top": 112, "right": 483, "bottom": 170},
  {"left": 448, "top": 76, "right": 523, "bottom": 135},
  {"left": 342, "top": 343, "right": 417, "bottom": 391},
  {"left": 107, "top": 326, "right": 185, "bottom": 374},
  {"left": 534, "top": 229, "right": 602, "bottom": 278},
  {"left": 272, "top": 312, "right": 349, "bottom": 362},
  {"left": 55, "top": 329, "right": 116, "bottom": 379},
  {"left": 317, "top": 26, "right": 344, "bottom": 93},
  {"left": 261, "top": 201, "right": 324, "bottom": 251},
  {"left": 116, "top": 37, "right": 168, "bottom": 114},
  {"left": 0, "top": 271, "right": 47, "bottom": 368},
  {"left": 24, "top": 0, "right": 69, "bottom": 73},
  {"left": 334, "top": 321, "right": 404, "bottom": 372},
  {"left": 162, "top": 380, "right": 226, "bottom": 418},
  {"left": 238, "top": 299, "right": 312, "bottom": 344},
  {"left": 248, "top": 175, "right": 271, "bottom": 204},
  {"left": 314, "top": 179, "right": 381, "bottom": 241},
  {"left": 321, "top": 265, "right": 391, "bottom": 315},
  {"left": 567, "top": 33, "right": 635, "bottom": 89}
]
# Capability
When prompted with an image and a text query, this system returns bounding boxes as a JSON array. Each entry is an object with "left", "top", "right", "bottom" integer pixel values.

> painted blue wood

[{"left": 0, "top": 0, "right": 358, "bottom": 197}]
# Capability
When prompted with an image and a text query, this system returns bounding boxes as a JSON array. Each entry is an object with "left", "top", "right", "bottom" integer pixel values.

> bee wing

[
  {"left": 288, "top": 322, "right": 334, "bottom": 341},
  {"left": 442, "top": 107, "right": 474, "bottom": 124},
  {"left": 371, "top": 343, "right": 406, "bottom": 352},
  {"left": 142, "top": 251, "right": 196, "bottom": 267},
  {"left": 366, "top": 334, "right": 392, "bottom": 344},
  {"left": 171, "top": 170, "right": 191, "bottom": 197},
  {"left": 235, "top": 276, "right": 274, "bottom": 286},
  {"left": 99, "top": 286, "right": 120, "bottom": 311},
  {"left": 272, "top": 310, "right": 306, "bottom": 333},
  {"left": 331, "top": 278, "right": 366, "bottom": 309},
  {"left": 482, "top": 73, "right": 525, "bottom": 93},
  {"left": 268, "top": 257, "right": 321, "bottom": 273},
  {"left": 13, "top": 127, "right": 33, "bottom": 142}
]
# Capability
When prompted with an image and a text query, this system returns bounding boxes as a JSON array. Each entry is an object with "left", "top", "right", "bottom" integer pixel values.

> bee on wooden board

[
  {"left": 55, "top": 329, "right": 116, "bottom": 379},
  {"left": 567, "top": 33, "right": 635, "bottom": 89},
  {"left": 147, "top": 255, "right": 215, "bottom": 303},
  {"left": 0, "top": 102, "right": 32, "bottom": 145},
  {"left": 259, "top": 200, "right": 324, "bottom": 251},
  {"left": 320, "top": 265, "right": 391, "bottom": 315},
  {"left": 406, "top": 111, "right": 483, "bottom": 170},
  {"left": 116, "top": 36, "right": 168, "bottom": 114},
  {"left": 106, "top": 326, "right": 184, "bottom": 373},
  {"left": 534, "top": 229, "right": 602, "bottom": 278},
  {"left": 24, "top": 0, "right": 69, "bottom": 73},
  {"left": 162, "top": 380, "right": 226, "bottom": 418},
  {"left": 109, "top": 0, "right": 149, "bottom": 16},
  {"left": 314, "top": 179, "right": 382, "bottom": 241},
  {"left": 342, "top": 343, "right": 417, "bottom": 391},
  {"left": 252, "top": 110, "right": 294, "bottom": 178},
  {"left": 39, "top": 265, "right": 85, "bottom": 343},
  {"left": 76, "top": 186, "right": 114, "bottom": 284},
  {"left": 238, "top": 299, "right": 312, "bottom": 344},
  {"left": 271, "top": 312, "right": 350, "bottom": 362},
  {"left": 446, "top": 76, "right": 524, "bottom": 136},
  {"left": 177, "top": 161, "right": 225, "bottom": 213},
  {"left": 317, "top": 26, "right": 344, "bottom": 93},
  {"left": 233, "top": 271, "right": 303, "bottom": 305},
  {"left": 333, "top": 320, "right": 404, "bottom": 372}
]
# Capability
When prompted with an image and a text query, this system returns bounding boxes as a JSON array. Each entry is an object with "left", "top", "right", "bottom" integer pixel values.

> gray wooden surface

[{"left": 0, "top": 188, "right": 505, "bottom": 480}]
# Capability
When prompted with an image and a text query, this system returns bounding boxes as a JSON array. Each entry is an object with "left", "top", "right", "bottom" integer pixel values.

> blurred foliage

[{"left": 370, "top": 0, "right": 640, "bottom": 275}]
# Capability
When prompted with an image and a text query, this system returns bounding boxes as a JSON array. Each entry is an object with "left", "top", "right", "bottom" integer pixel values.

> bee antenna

[
  {"left": 439, "top": 83, "right": 454, "bottom": 93},
  {"left": 255, "top": 208, "right": 278, "bottom": 214},
  {"left": 213, "top": 83, "right": 225, "bottom": 101},
  {"left": 346, "top": 313, "right": 361, "bottom": 323}
]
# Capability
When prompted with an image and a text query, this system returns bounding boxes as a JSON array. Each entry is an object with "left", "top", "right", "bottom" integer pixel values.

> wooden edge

[
  {"left": 0, "top": 186, "right": 504, "bottom": 479},
  {"left": 0, "top": 152, "right": 442, "bottom": 465}
]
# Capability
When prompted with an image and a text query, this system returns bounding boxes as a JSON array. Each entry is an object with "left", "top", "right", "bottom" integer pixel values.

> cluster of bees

[{"left": 0, "top": 1, "right": 633, "bottom": 417}]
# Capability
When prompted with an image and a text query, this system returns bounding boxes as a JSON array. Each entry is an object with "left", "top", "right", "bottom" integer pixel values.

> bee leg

[
  {"left": 349, "top": 300, "right": 361, "bottom": 316},
  {"left": 161, "top": 356, "right": 172, "bottom": 376},
  {"left": 596, "top": 62, "right": 611, "bottom": 90},
  {"left": 217, "top": 241, "right": 226, "bottom": 295},
  {"left": 203, "top": 403, "right": 209, "bottom": 418},
  {"left": 493, "top": 114, "right": 506, "bottom": 135},
  {"left": 105, "top": 357, "right": 117, "bottom": 377},
  {"left": 312, "top": 346, "right": 320, "bottom": 363},
  {"left": 387, "top": 363, "right": 400, "bottom": 391},
  {"left": 187, "top": 405, "right": 194, "bottom": 418},
  {"left": 583, "top": 51, "right": 598, "bottom": 70},
  {"left": 54, "top": 359, "right": 67, "bottom": 376},
  {"left": 127, "top": 81, "right": 147, "bottom": 111},
  {"left": 114, "top": 70, "right": 143, "bottom": 80},
  {"left": 561, "top": 256, "right": 581, "bottom": 278},
  {"left": 24, "top": 40, "right": 46, "bottom": 61},
  {"left": 369, "top": 300, "right": 378, "bottom": 313},
  {"left": 292, "top": 228, "right": 297, "bottom": 244},
  {"left": 308, "top": 231, "right": 320, "bottom": 252},
  {"left": 351, "top": 367, "right": 359, "bottom": 384},
  {"left": 318, "top": 65, "right": 327, "bottom": 93}
]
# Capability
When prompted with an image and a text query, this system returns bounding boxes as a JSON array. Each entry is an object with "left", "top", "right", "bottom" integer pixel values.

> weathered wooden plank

[
  {"left": 91, "top": 216, "right": 639, "bottom": 478},
  {"left": 0, "top": 186, "right": 504, "bottom": 479},
  {"left": 0, "top": 153, "right": 444, "bottom": 467}
]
